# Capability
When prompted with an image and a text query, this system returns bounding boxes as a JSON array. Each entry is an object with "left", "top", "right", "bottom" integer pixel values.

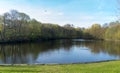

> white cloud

[
  {"left": 57, "top": 12, "right": 64, "bottom": 16},
  {"left": 0, "top": 0, "right": 117, "bottom": 28}
]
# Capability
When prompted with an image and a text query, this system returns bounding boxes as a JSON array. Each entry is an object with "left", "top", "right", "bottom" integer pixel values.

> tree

[
  {"left": 85, "top": 24, "right": 105, "bottom": 40},
  {"left": 105, "top": 21, "right": 120, "bottom": 40},
  {"left": 0, "top": 16, "right": 3, "bottom": 40},
  {"left": 2, "top": 10, "right": 30, "bottom": 41}
]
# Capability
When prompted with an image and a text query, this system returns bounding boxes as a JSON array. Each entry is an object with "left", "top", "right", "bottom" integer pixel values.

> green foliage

[
  {"left": 84, "top": 24, "right": 105, "bottom": 40},
  {"left": 0, "top": 10, "right": 120, "bottom": 42},
  {"left": 104, "top": 21, "right": 120, "bottom": 40},
  {"left": 0, "top": 10, "right": 84, "bottom": 42},
  {"left": 85, "top": 21, "right": 120, "bottom": 40}
]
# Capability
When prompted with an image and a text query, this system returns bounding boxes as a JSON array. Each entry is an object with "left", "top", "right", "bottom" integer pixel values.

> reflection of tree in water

[
  {"left": 0, "top": 44, "right": 33, "bottom": 64},
  {"left": 75, "top": 41, "right": 120, "bottom": 57},
  {"left": 0, "top": 40, "right": 73, "bottom": 64},
  {"left": 1, "top": 40, "right": 119, "bottom": 64}
]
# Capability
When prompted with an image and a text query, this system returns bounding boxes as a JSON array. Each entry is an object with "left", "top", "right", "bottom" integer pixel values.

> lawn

[{"left": 0, "top": 61, "right": 120, "bottom": 73}]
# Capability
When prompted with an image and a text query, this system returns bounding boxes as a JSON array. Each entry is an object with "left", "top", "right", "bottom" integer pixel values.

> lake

[{"left": 0, "top": 39, "right": 120, "bottom": 64}]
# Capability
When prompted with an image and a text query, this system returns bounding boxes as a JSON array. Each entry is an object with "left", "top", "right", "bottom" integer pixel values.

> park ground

[{"left": 0, "top": 61, "right": 120, "bottom": 73}]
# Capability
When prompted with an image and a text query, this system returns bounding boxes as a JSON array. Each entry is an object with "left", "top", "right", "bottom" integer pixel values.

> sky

[{"left": 0, "top": 0, "right": 118, "bottom": 28}]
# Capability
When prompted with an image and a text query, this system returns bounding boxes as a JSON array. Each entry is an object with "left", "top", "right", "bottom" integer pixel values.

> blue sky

[{"left": 0, "top": 0, "right": 118, "bottom": 28}]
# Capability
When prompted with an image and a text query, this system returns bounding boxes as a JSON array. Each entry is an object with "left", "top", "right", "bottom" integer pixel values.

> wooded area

[{"left": 0, "top": 10, "right": 120, "bottom": 42}]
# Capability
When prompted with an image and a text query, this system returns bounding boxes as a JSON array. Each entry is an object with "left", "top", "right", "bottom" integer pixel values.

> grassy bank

[{"left": 0, "top": 61, "right": 120, "bottom": 73}]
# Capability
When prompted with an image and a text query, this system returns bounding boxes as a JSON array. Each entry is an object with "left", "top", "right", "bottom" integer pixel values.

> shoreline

[
  {"left": 0, "top": 59, "right": 119, "bottom": 66},
  {"left": 0, "top": 39, "right": 111, "bottom": 45}
]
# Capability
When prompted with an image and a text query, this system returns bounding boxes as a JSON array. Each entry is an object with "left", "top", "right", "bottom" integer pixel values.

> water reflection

[{"left": 0, "top": 40, "right": 120, "bottom": 64}]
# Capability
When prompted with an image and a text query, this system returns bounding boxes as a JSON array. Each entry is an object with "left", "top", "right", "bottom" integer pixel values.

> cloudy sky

[{"left": 0, "top": 0, "right": 118, "bottom": 28}]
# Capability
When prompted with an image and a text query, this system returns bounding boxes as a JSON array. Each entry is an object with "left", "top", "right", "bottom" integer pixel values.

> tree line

[
  {"left": 0, "top": 10, "right": 120, "bottom": 42},
  {"left": 0, "top": 10, "right": 83, "bottom": 42},
  {"left": 85, "top": 21, "right": 120, "bottom": 40}
]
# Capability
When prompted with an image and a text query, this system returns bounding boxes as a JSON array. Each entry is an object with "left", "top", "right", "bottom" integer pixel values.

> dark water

[{"left": 0, "top": 39, "right": 120, "bottom": 64}]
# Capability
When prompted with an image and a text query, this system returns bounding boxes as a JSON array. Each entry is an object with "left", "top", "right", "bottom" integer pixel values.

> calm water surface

[{"left": 0, "top": 39, "right": 120, "bottom": 64}]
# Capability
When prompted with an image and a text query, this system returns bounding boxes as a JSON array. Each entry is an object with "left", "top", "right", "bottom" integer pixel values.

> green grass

[{"left": 0, "top": 61, "right": 120, "bottom": 73}]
